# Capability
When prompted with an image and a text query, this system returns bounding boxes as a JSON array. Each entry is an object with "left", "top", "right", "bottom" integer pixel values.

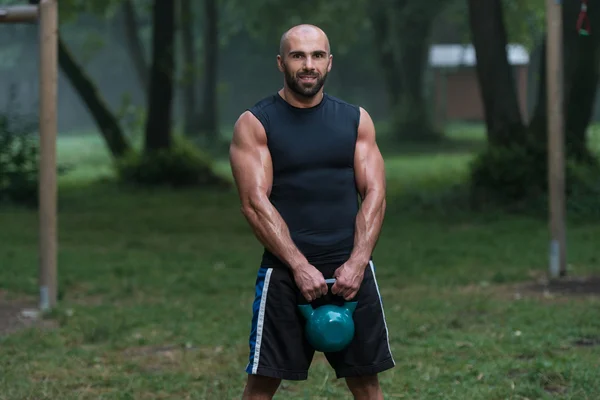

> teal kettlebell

[{"left": 298, "top": 278, "right": 358, "bottom": 353}]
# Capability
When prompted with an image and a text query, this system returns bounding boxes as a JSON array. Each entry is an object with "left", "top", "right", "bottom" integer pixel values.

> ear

[
  {"left": 276, "top": 55, "right": 284, "bottom": 72},
  {"left": 327, "top": 54, "right": 333, "bottom": 73}
]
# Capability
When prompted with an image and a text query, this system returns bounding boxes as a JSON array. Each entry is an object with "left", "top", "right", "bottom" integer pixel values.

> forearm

[
  {"left": 349, "top": 189, "right": 386, "bottom": 267},
  {"left": 242, "top": 195, "right": 308, "bottom": 271}
]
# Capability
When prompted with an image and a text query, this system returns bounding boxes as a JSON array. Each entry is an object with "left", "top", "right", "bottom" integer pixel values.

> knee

[
  {"left": 346, "top": 375, "right": 382, "bottom": 399},
  {"left": 242, "top": 375, "right": 281, "bottom": 400}
]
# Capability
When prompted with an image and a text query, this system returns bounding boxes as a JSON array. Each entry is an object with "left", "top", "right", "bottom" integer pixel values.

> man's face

[{"left": 278, "top": 33, "right": 332, "bottom": 98}]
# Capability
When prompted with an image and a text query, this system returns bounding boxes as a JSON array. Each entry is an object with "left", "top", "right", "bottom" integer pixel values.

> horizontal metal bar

[{"left": 0, "top": 5, "right": 39, "bottom": 24}]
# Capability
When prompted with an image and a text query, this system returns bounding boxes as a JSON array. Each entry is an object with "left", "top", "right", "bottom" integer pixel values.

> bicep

[
  {"left": 229, "top": 112, "right": 273, "bottom": 203},
  {"left": 354, "top": 107, "right": 385, "bottom": 199}
]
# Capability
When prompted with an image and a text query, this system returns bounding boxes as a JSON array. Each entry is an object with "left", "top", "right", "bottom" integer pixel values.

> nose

[{"left": 304, "top": 56, "right": 315, "bottom": 70}]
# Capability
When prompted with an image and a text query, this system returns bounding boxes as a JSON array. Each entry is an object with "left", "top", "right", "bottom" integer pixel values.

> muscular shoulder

[
  {"left": 356, "top": 106, "right": 376, "bottom": 142},
  {"left": 246, "top": 94, "right": 279, "bottom": 134},
  {"left": 231, "top": 110, "right": 267, "bottom": 148}
]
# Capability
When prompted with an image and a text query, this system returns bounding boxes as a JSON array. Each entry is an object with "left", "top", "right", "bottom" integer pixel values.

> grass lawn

[{"left": 1, "top": 124, "right": 600, "bottom": 399}]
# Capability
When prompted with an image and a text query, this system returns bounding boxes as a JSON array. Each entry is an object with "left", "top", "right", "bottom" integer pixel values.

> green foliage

[
  {"left": 469, "top": 141, "right": 546, "bottom": 206},
  {"left": 0, "top": 0, "right": 25, "bottom": 5},
  {"left": 116, "top": 92, "right": 146, "bottom": 138},
  {"left": 469, "top": 139, "right": 600, "bottom": 216},
  {"left": 421, "top": 0, "right": 545, "bottom": 49},
  {"left": 232, "top": 0, "right": 370, "bottom": 55},
  {"left": 115, "top": 136, "right": 230, "bottom": 188},
  {"left": 564, "top": 159, "right": 600, "bottom": 218},
  {"left": 502, "top": 0, "right": 546, "bottom": 49},
  {"left": 58, "top": 0, "right": 122, "bottom": 22},
  {"left": 0, "top": 95, "right": 39, "bottom": 207}
]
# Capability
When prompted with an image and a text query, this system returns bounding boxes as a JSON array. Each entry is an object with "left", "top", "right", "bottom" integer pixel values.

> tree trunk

[
  {"left": 562, "top": 0, "right": 600, "bottom": 161},
  {"left": 369, "top": 5, "right": 403, "bottom": 108},
  {"left": 122, "top": 0, "right": 149, "bottom": 97},
  {"left": 57, "top": 37, "right": 131, "bottom": 158},
  {"left": 528, "top": 0, "right": 600, "bottom": 161},
  {"left": 179, "top": 0, "right": 199, "bottom": 136},
  {"left": 145, "top": 0, "right": 176, "bottom": 152},
  {"left": 199, "top": 0, "right": 219, "bottom": 142},
  {"left": 371, "top": 0, "right": 446, "bottom": 140},
  {"left": 564, "top": 36, "right": 600, "bottom": 160},
  {"left": 467, "top": 0, "right": 525, "bottom": 146},
  {"left": 394, "top": 25, "right": 439, "bottom": 140},
  {"left": 527, "top": 37, "right": 547, "bottom": 143}
]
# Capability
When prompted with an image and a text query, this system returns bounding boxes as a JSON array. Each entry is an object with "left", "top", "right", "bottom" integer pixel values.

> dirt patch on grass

[
  {"left": 116, "top": 342, "right": 242, "bottom": 375},
  {"left": 522, "top": 275, "right": 600, "bottom": 297},
  {"left": 573, "top": 337, "right": 600, "bottom": 347},
  {"left": 0, "top": 291, "right": 57, "bottom": 337},
  {"left": 457, "top": 273, "right": 600, "bottom": 303}
]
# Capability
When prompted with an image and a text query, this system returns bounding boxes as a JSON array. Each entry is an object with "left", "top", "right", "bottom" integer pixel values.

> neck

[{"left": 279, "top": 86, "right": 324, "bottom": 108}]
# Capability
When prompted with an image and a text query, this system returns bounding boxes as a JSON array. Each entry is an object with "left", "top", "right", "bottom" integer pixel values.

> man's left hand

[{"left": 331, "top": 260, "right": 367, "bottom": 301}]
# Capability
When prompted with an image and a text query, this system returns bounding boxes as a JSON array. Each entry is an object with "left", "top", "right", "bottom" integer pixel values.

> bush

[
  {"left": 469, "top": 142, "right": 546, "bottom": 206},
  {"left": 115, "top": 135, "right": 230, "bottom": 188},
  {"left": 0, "top": 106, "right": 39, "bottom": 207},
  {"left": 565, "top": 159, "right": 600, "bottom": 218},
  {"left": 469, "top": 140, "right": 600, "bottom": 215}
]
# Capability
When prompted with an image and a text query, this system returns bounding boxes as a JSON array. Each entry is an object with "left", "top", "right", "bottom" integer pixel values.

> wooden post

[
  {"left": 546, "top": 0, "right": 567, "bottom": 278},
  {"left": 38, "top": 0, "right": 58, "bottom": 310},
  {"left": 0, "top": 5, "right": 38, "bottom": 23},
  {"left": 0, "top": 3, "right": 59, "bottom": 312}
]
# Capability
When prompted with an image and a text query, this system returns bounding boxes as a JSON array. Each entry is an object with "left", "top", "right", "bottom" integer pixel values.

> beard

[{"left": 283, "top": 63, "right": 328, "bottom": 98}]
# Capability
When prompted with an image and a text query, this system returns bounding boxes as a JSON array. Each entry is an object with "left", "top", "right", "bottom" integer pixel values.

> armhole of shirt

[
  {"left": 247, "top": 107, "right": 270, "bottom": 139},
  {"left": 353, "top": 105, "right": 361, "bottom": 143}
]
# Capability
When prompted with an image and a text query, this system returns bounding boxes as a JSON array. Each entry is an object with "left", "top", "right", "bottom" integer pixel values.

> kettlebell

[{"left": 298, "top": 278, "right": 358, "bottom": 353}]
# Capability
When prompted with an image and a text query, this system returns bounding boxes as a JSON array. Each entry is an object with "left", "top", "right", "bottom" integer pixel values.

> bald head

[
  {"left": 279, "top": 24, "right": 331, "bottom": 58},
  {"left": 276, "top": 24, "right": 333, "bottom": 99}
]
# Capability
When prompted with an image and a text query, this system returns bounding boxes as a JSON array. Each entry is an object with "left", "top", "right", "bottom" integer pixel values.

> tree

[
  {"left": 121, "top": 0, "right": 148, "bottom": 97},
  {"left": 467, "top": 0, "right": 526, "bottom": 146},
  {"left": 121, "top": 0, "right": 221, "bottom": 144},
  {"left": 58, "top": 37, "right": 131, "bottom": 157},
  {"left": 468, "top": 0, "right": 600, "bottom": 205},
  {"left": 178, "top": 0, "right": 198, "bottom": 136},
  {"left": 468, "top": 0, "right": 600, "bottom": 159},
  {"left": 144, "top": 0, "right": 175, "bottom": 152},
  {"left": 370, "top": 0, "right": 453, "bottom": 141},
  {"left": 197, "top": 0, "right": 219, "bottom": 143},
  {"left": 30, "top": 0, "right": 132, "bottom": 159},
  {"left": 528, "top": 0, "right": 600, "bottom": 162}
]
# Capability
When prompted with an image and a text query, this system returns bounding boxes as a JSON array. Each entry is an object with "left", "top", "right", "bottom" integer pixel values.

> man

[{"left": 229, "top": 24, "right": 394, "bottom": 400}]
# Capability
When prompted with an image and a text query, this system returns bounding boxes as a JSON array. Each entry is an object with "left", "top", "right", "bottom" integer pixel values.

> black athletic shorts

[{"left": 244, "top": 260, "right": 395, "bottom": 380}]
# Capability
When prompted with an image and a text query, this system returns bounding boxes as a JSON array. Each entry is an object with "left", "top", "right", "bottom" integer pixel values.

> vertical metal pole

[
  {"left": 38, "top": 0, "right": 58, "bottom": 310},
  {"left": 546, "top": 0, "right": 566, "bottom": 278}
]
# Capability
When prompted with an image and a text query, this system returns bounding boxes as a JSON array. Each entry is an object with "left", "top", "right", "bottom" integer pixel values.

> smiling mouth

[{"left": 299, "top": 75, "right": 318, "bottom": 82}]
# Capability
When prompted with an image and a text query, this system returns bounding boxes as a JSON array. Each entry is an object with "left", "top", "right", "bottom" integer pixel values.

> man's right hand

[{"left": 292, "top": 263, "right": 328, "bottom": 302}]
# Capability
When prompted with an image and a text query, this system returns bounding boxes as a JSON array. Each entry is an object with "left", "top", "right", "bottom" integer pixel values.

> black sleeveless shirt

[{"left": 247, "top": 92, "right": 361, "bottom": 267}]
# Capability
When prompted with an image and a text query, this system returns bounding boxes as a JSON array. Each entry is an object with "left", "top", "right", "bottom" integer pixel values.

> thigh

[
  {"left": 324, "top": 260, "right": 395, "bottom": 379},
  {"left": 245, "top": 266, "right": 315, "bottom": 381}
]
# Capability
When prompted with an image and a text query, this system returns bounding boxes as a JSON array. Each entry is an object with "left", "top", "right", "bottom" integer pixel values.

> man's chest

[{"left": 267, "top": 121, "right": 356, "bottom": 172}]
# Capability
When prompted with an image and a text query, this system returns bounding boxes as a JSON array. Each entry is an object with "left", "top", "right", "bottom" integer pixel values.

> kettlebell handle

[
  {"left": 298, "top": 277, "right": 358, "bottom": 318},
  {"left": 323, "top": 278, "right": 358, "bottom": 313}
]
